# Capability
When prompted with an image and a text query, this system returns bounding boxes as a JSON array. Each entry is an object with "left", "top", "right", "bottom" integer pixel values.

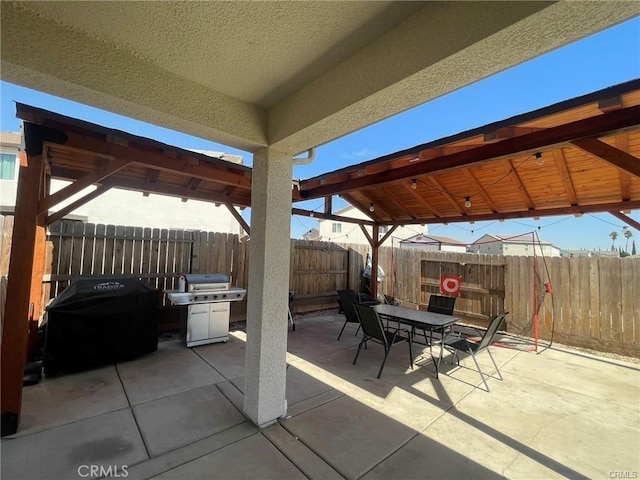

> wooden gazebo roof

[
  {"left": 15, "top": 79, "right": 640, "bottom": 231},
  {"left": 297, "top": 79, "right": 640, "bottom": 228},
  {"left": 17, "top": 104, "right": 253, "bottom": 229}
]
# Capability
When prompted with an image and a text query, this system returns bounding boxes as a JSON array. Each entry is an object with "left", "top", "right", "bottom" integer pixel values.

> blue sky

[{"left": 1, "top": 17, "right": 639, "bottom": 251}]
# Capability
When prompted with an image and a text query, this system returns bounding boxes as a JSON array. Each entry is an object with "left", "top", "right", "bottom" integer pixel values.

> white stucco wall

[
  {"left": 47, "top": 180, "right": 243, "bottom": 232},
  {"left": 399, "top": 238, "right": 467, "bottom": 253},
  {"left": 0, "top": 133, "right": 21, "bottom": 209},
  {"left": 471, "top": 234, "right": 560, "bottom": 257},
  {"left": 1, "top": 134, "right": 243, "bottom": 234},
  {"left": 317, "top": 206, "right": 425, "bottom": 244}
]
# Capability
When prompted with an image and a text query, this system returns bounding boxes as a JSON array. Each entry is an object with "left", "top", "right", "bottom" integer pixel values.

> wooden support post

[
  {"left": 26, "top": 224, "right": 46, "bottom": 360},
  {"left": 371, "top": 225, "right": 380, "bottom": 300},
  {"left": 1, "top": 152, "right": 44, "bottom": 436},
  {"left": 324, "top": 195, "right": 332, "bottom": 216}
]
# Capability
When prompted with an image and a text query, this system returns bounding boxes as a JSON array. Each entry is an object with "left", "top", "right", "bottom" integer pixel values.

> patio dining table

[{"left": 373, "top": 304, "right": 460, "bottom": 378}]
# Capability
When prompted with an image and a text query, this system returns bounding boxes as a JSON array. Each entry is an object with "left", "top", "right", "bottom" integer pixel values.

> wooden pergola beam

[
  {"left": 50, "top": 167, "right": 251, "bottom": 207},
  {"left": 60, "top": 131, "right": 253, "bottom": 189},
  {"left": 507, "top": 159, "right": 535, "bottom": 209},
  {"left": 571, "top": 137, "right": 640, "bottom": 178},
  {"left": 341, "top": 193, "right": 381, "bottom": 222},
  {"left": 324, "top": 195, "right": 332, "bottom": 216},
  {"left": 462, "top": 169, "right": 499, "bottom": 213},
  {"left": 615, "top": 134, "right": 632, "bottom": 201},
  {"left": 225, "top": 204, "right": 250, "bottom": 235},
  {"left": 382, "top": 185, "right": 418, "bottom": 220},
  {"left": 552, "top": 148, "right": 578, "bottom": 206},
  {"left": 39, "top": 157, "right": 130, "bottom": 214},
  {"left": 369, "top": 225, "right": 380, "bottom": 299},
  {"left": 402, "top": 200, "right": 640, "bottom": 225},
  {"left": 360, "top": 224, "right": 374, "bottom": 248},
  {"left": 291, "top": 207, "right": 375, "bottom": 226},
  {"left": 483, "top": 126, "right": 543, "bottom": 142},
  {"left": 609, "top": 211, "right": 640, "bottom": 232},
  {"left": 378, "top": 225, "right": 398, "bottom": 246},
  {"left": 299, "top": 104, "right": 640, "bottom": 198},
  {"left": 46, "top": 185, "right": 112, "bottom": 225},
  {"left": 406, "top": 181, "right": 442, "bottom": 218},
  {"left": 428, "top": 177, "right": 463, "bottom": 213},
  {"left": 1, "top": 152, "right": 44, "bottom": 436}
]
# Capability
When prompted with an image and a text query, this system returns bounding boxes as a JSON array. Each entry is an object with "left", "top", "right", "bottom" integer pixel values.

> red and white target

[{"left": 440, "top": 275, "right": 462, "bottom": 296}]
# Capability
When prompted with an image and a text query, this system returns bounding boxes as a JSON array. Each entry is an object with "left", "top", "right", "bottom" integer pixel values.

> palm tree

[
  {"left": 623, "top": 228, "right": 633, "bottom": 252},
  {"left": 609, "top": 231, "right": 618, "bottom": 250}
]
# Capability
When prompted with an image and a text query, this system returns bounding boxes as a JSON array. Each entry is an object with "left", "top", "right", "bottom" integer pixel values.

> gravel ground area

[{"left": 549, "top": 342, "right": 640, "bottom": 365}]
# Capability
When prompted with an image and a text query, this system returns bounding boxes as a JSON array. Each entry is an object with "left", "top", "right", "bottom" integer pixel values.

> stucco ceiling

[{"left": 1, "top": 1, "right": 639, "bottom": 155}]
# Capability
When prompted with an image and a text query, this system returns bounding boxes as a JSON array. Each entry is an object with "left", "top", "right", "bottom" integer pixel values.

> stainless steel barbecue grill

[{"left": 165, "top": 274, "right": 246, "bottom": 347}]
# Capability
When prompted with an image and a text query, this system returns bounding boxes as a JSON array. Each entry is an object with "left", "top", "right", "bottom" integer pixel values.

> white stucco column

[{"left": 243, "top": 147, "right": 291, "bottom": 427}]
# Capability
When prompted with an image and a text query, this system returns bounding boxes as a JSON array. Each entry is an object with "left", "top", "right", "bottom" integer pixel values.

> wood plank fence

[
  {"left": 1, "top": 215, "right": 638, "bottom": 357},
  {"left": 375, "top": 248, "right": 638, "bottom": 357}
]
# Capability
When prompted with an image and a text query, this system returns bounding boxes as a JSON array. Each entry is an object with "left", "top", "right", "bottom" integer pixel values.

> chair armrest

[
  {"left": 356, "top": 299, "right": 381, "bottom": 306},
  {"left": 357, "top": 293, "right": 376, "bottom": 302},
  {"left": 452, "top": 325, "right": 483, "bottom": 338}
]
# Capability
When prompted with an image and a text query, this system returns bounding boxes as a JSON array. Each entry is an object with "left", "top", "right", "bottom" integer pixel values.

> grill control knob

[
  {"left": 204, "top": 295, "right": 208, "bottom": 300},
  {"left": 222, "top": 294, "right": 227, "bottom": 298}
]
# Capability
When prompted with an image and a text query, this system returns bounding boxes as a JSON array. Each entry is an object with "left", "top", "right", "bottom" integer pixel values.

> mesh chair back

[
  {"left": 337, "top": 289, "right": 359, "bottom": 323},
  {"left": 477, "top": 313, "right": 509, "bottom": 350},
  {"left": 427, "top": 295, "right": 456, "bottom": 315},
  {"left": 353, "top": 303, "right": 386, "bottom": 345}
]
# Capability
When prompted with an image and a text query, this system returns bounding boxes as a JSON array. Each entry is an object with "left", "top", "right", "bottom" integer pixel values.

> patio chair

[
  {"left": 336, "top": 289, "right": 379, "bottom": 341},
  {"left": 442, "top": 312, "right": 509, "bottom": 392},
  {"left": 427, "top": 294, "right": 456, "bottom": 315},
  {"left": 288, "top": 290, "right": 295, "bottom": 331},
  {"left": 413, "top": 294, "right": 457, "bottom": 342},
  {"left": 352, "top": 303, "right": 413, "bottom": 378}
]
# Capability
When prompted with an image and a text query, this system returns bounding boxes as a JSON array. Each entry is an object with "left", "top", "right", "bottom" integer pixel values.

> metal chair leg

[
  {"left": 487, "top": 348, "right": 503, "bottom": 381},
  {"left": 353, "top": 338, "right": 366, "bottom": 364},
  {"left": 337, "top": 320, "right": 348, "bottom": 340},
  {"left": 377, "top": 347, "right": 392, "bottom": 378},
  {"left": 288, "top": 308, "right": 295, "bottom": 331},
  {"left": 469, "top": 352, "right": 490, "bottom": 392},
  {"left": 338, "top": 321, "right": 360, "bottom": 341}
]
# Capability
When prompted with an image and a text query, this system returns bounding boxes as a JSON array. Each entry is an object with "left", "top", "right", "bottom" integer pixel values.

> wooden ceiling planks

[
  {"left": 18, "top": 104, "right": 255, "bottom": 213},
  {"left": 298, "top": 80, "right": 640, "bottom": 225}
]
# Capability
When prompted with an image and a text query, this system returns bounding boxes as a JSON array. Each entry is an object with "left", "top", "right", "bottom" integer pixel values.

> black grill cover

[{"left": 44, "top": 277, "right": 158, "bottom": 375}]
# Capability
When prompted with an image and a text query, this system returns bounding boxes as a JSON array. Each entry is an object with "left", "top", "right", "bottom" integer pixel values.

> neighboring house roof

[
  {"left": 473, "top": 233, "right": 553, "bottom": 245},
  {"left": 401, "top": 234, "right": 466, "bottom": 246},
  {"left": 302, "top": 228, "right": 320, "bottom": 239},
  {"left": 0, "top": 132, "right": 21, "bottom": 146},
  {"left": 190, "top": 149, "right": 243, "bottom": 165}
]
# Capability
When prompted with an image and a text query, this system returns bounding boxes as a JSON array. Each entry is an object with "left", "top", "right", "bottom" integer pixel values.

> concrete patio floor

[{"left": 2, "top": 312, "right": 639, "bottom": 480}]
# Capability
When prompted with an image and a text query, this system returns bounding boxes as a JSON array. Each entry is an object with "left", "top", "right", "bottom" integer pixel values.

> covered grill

[
  {"left": 44, "top": 277, "right": 159, "bottom": 375},
  {"left": 166, "top": 274, "right": 246, "bottom": 347}
]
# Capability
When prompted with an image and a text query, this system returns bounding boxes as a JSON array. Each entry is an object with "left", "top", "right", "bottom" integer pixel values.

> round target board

[{"left": 440, "top": 275, "right": 461, "bottom": 296}]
